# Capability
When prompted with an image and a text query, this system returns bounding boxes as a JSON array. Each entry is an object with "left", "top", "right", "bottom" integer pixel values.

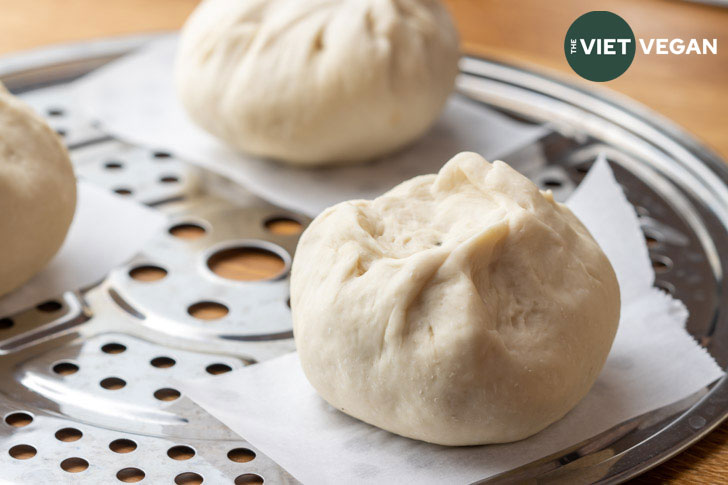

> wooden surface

[
  {"left": 447, "top": 0, "right": 728, "bottom": 159},
  {"left": 1, "top": 0, "right": 726, "bottom": 482}
]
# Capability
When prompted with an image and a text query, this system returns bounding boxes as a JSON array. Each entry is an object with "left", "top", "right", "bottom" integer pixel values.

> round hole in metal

[
  {"left": 37, "top": 300, "right": 62, "bottom": 312},
  {"left": 153, "top": 151, "right": 172, "bottom": 159},
  {"left": 9, "top": 444, "right": 36, "bottom": 460},
  {"left": 642, "top": 226, "right": 663, "bottom": 247},
  {"left": 154, "top": 388, "right": 181, "bottom": 401},
  {"left": 235, "top": 474, "right": 264, "bottom": 485},
  {"left": 47, "top": 107, "right": 65, "bottom": 117},
  {"left": 160, "top": 175, "right": 179, "bottom": 184},
  {"left": 117, "top": 467, "right": 146, "bottom": 483},
  {"left": 129, "top": 265, "right": 168, "bottom": 282},
  {"left": 206, "top": 363, "right": 232, "bottom": 375},
  {"left": 188, "top": 301, "right": 228, "bottom": 321},
  {"left": 0, "top": 317, "right": 14, "bottom": 329},
  {"left": 60, "top": 457, "right": 89, "bottom": 473},
  {"left": 109, "top": 438, "right": 137, "bottom": 454},
  {"left": 114, "top": 188, "right": 133, "bottom": 196},
  {"left": 55, "top": 427, "right": 83, "bottom": 442},
  {"left": 105, "top": 161, "right": 124, "bottom": 170},
  {"left": 167, "top": 445, "right": 196, "bottom": 460},
  {"left": 645, "top": 233, "right": 660, "bottom": 248},
  {"left": 5, "top": 412, "right": 33, "bottom": 427},
  {"left": 207, "top": 246, "right": 286, "bottom": 281},
  {"left": 227, "top": 448, "right": 256, "bottom": 463},
  {"left": 541, "top": 178, "right": 562, "bottom": 188},
  {"left": 100, "top": 377, "right": 126, "bottom": 390},
  {"left": 102, "top": 342, "right": 126, "bottom": 354},
  {"left": 264, "top": 217, "right": 303, "bottom": 235},
  {"left": 53, "top": 362, "right": 79, "bottom": 376},
  {"left": 169, "top": 223, "right": 207, "bottom": 240},
  {"left": 655, "top": 280, "right": 676, "bottom": 296},
  {"left": 174, "top": 472, "right": 203, "bottom": 485},
  {"left": 151, "top": 356, "right": 176, "bottom": 368},
  {"left": 651, "top": 255, "right": 673, "bottom": 273},
  {"left": 109, "top": 439, "right": 137, "bottom": 454}
]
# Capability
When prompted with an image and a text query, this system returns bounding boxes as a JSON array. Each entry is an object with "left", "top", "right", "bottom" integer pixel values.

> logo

[
  {"left": 565, "top": 11, "right": 718, "bottom": 82},
  {"left": 564, "top": 11, "right": 635, "bottom": 82}
]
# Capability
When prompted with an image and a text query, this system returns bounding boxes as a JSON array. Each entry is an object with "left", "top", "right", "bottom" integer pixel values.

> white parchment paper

[
  {"left": 176, "top": 159, "right": 723, "bottom": 484},
  {"left": 71, "top": 35, "right": 547, "bottom": 217},
  {"left": 0, "top": 182, "right": 166, "bottom": 317},
  {"left": 68, "top": 33, "right": 722, "bottom": 483}
]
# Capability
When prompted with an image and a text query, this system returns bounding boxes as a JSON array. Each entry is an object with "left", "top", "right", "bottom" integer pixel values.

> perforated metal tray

[{"left": 0, "top": 34, "right": 726, "bottom": 484}]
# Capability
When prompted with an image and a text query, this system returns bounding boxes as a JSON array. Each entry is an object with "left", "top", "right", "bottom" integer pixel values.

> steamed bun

[
  {"left": 0, "top": 84, "right": 76, "bottom": 298},
  {"left": 291, "top": 152, "right": 620, "bottom": 445},
  {"left": 175, "top": 0, "right": 460, "bottom": 166}
]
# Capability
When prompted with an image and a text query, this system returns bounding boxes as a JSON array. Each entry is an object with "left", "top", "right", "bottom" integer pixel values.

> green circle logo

[{"left": 564, "top": 11, "right": 635, "bottom": 82}]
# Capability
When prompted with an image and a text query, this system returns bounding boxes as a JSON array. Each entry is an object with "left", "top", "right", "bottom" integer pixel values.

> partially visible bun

[{"left": 0, "top": 84, "right": 76, "bottom": 297}]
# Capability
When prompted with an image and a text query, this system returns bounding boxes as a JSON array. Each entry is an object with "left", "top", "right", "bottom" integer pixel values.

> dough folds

[
  {"left": 291, "top": 152, "right": 620, "bottom": 445},
  {"left": 176, "top": 0, "right": 459, "bottom": 165}
]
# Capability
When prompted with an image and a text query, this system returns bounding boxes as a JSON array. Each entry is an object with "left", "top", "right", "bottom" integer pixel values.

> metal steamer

[{"left": 0, "top": 35, "right": 726, "bottom": 484}]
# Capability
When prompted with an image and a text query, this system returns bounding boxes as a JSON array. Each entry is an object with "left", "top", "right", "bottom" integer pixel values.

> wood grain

[
  {"left": 0, "top": 0, "right": 726, "bottom": 482},
  {"left": 0, "top": 0, "right": 199, "bottom": 52},
  {"left": 446, "top": 0, "right": 728, "bottom": 159}
]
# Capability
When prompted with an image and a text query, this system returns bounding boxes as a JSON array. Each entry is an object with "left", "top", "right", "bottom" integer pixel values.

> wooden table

[{"left": 1, "top": 0, "right": 726, "bottom": 482}]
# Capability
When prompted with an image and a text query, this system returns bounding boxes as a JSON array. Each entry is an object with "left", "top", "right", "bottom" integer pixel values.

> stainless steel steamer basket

[{"left": 0, "top": 34, "right": 726, "bottom": 484}]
